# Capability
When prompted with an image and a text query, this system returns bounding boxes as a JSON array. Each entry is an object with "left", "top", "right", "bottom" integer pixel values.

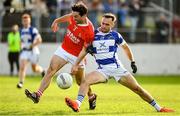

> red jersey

[{"left": 61, "top": 16, "right": 94, "bottom": 57}]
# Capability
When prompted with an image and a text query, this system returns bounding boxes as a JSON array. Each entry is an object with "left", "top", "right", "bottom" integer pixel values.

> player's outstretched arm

[
  {"left": 121, "top": 43, "right": 137, "bottom": 73},
  {"left": 121, "top": 43, "right": 135, "bottom": 62},
  {"left": 51, "top": 13, "right": 72, "bottom": 32},
  {"left": 31, "top": 36, "right": 42, "bottom": 48},
  {"left": 71, "top": 47, "right": 88, "bottom": 74}
]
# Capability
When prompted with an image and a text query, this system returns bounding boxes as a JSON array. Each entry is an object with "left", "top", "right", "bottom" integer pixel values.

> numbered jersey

[
  {"left": 61, "top": 16, "right": 94, "bottom": 57},
  {"left": 92, "top": 29, "right": 126, "bottom": 69},
  {"left": 20, "top": 26, "right": 40, "bottom": 54}
]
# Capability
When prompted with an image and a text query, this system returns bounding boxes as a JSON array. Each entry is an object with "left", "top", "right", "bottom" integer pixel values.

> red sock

[
  {"left": 88, "top": 94, "right": 95, "bottom": 100},
  {"left": 36, "top": 90, "right": 43, "bottom": 97}
]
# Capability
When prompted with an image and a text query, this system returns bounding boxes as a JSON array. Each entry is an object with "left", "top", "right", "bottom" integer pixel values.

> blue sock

[
  {"left": 76, "top": 94, "right": 85, "bottom": 107},
  {"left": 77, "top": 94, "right": 85, "bottom": 103},
  {"left": 149, "top": 99, "right": 161, "bottom": 111}
]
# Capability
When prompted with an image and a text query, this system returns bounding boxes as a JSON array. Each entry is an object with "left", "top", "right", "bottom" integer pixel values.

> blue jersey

[
  {"left": 92, "top": 29, "right": 126, "bottom": 69},
  {"left": 20, "top": 26, "right": 39, "bottom": 50}
]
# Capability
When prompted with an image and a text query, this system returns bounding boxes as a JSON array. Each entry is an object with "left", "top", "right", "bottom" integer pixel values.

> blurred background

[
  {"left": 0, "top": 0, "right": 180, "bottom": 43},
  {"left": 0, "top": 0, "right": 180, "bottom": 75}
]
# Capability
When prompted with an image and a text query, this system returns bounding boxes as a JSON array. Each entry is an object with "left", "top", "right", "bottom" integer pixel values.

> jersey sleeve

[
  {"left": 70, "top": 16, "right": 75, "bottom": 25},
  {"left": 33, "top": 28, "right": 41, "bottom": 40},
  {"left": 83, "top": 30, "right": 94, "bottom": 48},
  {"left": 116, "top": 32, "right": 126, "bottom": 46}
]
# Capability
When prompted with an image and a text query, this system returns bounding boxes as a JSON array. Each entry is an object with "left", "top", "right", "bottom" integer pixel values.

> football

[{"left": 56, "top": 73, "right": 73, "bottom": 89}]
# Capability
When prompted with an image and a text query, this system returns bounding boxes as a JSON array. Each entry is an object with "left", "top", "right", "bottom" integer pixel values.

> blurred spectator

[
  {"left": 0, "top": 0, "right": 4, "bottom": 40},
  {"left": 129, "top": 0, "right": 140, "bottom": 43},
  {"left": 31, "top": 0, "right": 49, "bottom": 28},
  {"left": 22, "top": 0, "right": 34, "bottom": 12},
  {"left": 155, "top": 14, "right": 169, "bottom": 43},
  {"left": 57, "top": 0, "right": 72, "bottom": 16},
  {"left": 103, "top": 0, "right": 118, "bottom": 14},
  {"left": 117, "top": 1, "right": 128, "bottom": 28},
  {"left": 172, "top": 16, "right": 180, "bottom": 43},
  {"left": 3, "top": 0, "right": 13, "bottom": 14},
  {"left": 46, "top": 0, "right": 57, "bottom": 26},
  {"left": 88, "top": 0, "right": 104, "bottom": 28},
  {"left": 0, "top": 1, "right": 4, "bottom": 13},
  {"left": 137, "top": 0, "right": 149, "bottom": 28},
  {"left": 11, "top": 0, "right": 24, "bottom": 12},
  {"left": 7, "top": 24, "right": 21, "bottom": 76}
]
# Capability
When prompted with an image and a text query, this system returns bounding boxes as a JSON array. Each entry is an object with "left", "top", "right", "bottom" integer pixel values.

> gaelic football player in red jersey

[{"left": 25, "top": 2, "right": 97, "bottom": 110}]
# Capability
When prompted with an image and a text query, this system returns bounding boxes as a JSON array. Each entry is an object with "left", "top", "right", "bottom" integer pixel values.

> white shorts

[
  {"left": 54, "top": 46, "right": 85, "bottom": 67},
  {"left": 20, "top": 51, "right": 39, "bottom": 64},
  {"left": 97, "top": 66, "right": 130, "bottom": 82}
]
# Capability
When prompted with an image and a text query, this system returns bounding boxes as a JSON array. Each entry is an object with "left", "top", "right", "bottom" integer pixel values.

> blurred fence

[{"left": 1, "top": 43, "right": 180, "bottom": 75}]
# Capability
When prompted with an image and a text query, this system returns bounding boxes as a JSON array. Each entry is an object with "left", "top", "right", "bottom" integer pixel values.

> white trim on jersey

[
  {"left": 94, "top": 52, "right": 115, "bottom": 60},
  {"left": 119, "top": 40, "right": 126, "bottom": 46}
]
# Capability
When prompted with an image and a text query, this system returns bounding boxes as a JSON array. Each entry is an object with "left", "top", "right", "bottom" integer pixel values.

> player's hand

[
  {"left": 51, "top": 22, "right": 59, "bottom": 32},
  {"left": 86, "top": 44, "right": 94, "bottom": 55},
  {"left": 29, "top": 44, "right": 33, "bottom": 50},
  {"left": 71, "top": 65, "right": 79, "bottom": 75},
  {"left": 131, "top": 61, "right": 137, "bottom": 73}
]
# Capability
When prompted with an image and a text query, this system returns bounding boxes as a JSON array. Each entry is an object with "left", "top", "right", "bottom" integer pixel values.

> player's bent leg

[
  {"left": 17, "top": 59, "right": 29, "bottom": 88},
  {"left": 119, "top": 74, "right": 174, "bottom": 112},
  {"left": 119, "top": 74, "right": 153, "bottom": 102},
  {"left": 25, "top": 55, "right": 67, "bottom": 103},
  {"left": 65, "top": 71, "right": 106, "bottom": 112},
  {"left": 74, "top": 67, "right": 96, "bottom": 110},
  {"left": 74, "top": 67, "right": 84, "bottom": 86},
  {"left": 78, "top": 71, "right": 106, "bottom": 98},
  {"left": 31, "top": 63, "right": 45, "bottom": 77},
  {"left": 38, "top": 55, "right": 67, "bottom": 93}
]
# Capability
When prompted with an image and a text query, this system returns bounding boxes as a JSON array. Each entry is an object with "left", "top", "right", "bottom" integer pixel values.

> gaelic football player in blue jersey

[
  {"left": 65, "top": 13, "right": 174, "bottom": 113},
  {"left": 17, "top": 14, "right": 45, "bottom": 88}
]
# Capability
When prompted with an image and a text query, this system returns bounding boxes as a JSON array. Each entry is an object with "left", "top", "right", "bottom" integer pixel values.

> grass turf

[{"left": 0, "top": 75, "right": 180, "bottom": 115}]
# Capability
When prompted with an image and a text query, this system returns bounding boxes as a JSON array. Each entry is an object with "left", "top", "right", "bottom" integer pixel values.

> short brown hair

[
  {"left": 71, "top": 2, "right": 88, "bottom": 16},
  {"left": 103, "top": 13, "right": 116, "bottom": 22},
  {"left": 22, "top": 13, "right": 31, "bottom": 19}
]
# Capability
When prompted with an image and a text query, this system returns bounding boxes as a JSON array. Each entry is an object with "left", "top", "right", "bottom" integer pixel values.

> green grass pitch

[{"left": 0, "top": 75, "right": 180, "bottom": 115}]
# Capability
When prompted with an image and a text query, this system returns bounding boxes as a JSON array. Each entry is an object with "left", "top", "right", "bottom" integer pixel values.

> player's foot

[
  {"left": 17, "top": 83, "right": 23, "bottom": 88},
  {"left": 25, "top": 89, "right": 40, "bottom": 103},
  {"left": 65, "top": 97, "right": 79, "bottom": 112},
  {"left": 89, "top": 93, "right": 97, "bottom": 110},
  {"left": 159, "top": 107, "right": 175, "bottom": 112}
]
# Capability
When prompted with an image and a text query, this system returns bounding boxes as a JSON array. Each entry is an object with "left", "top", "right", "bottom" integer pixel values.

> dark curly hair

[{"left": 71, "top": 2, "right": 88, "bottom": 16}]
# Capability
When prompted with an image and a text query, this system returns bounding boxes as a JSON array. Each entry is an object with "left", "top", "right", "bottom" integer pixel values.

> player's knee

[
  {"left": 32, "top": 66, "right": 36, "bottom": 72},
  {"left": 76, "top": 79, "right": 81, "bottom": 85},
  {"left": 84, "top": 77, "right": 93, "bottom": 85},
  {"left": 20, "top": 65, "right": 26, "bottom": 71},
  {"left": 81, "top": 78, "right": 90, "bottom": 86}
]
